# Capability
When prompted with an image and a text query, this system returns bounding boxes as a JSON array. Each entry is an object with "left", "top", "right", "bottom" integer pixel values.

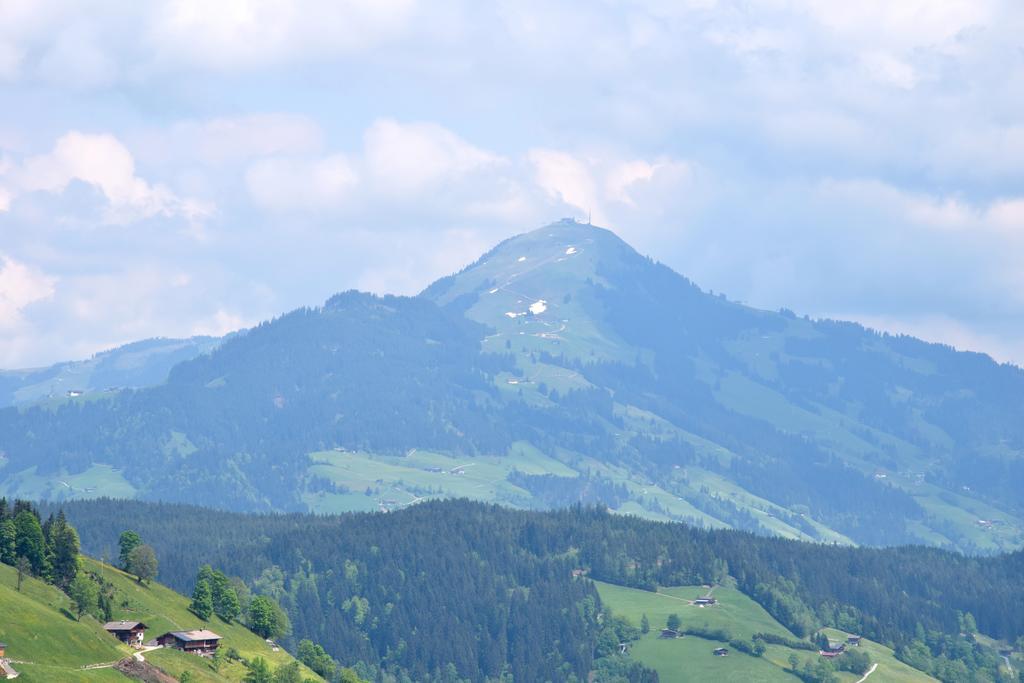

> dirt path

[
  {"left": 652, "top": 590, "right": 700, "bottom": 605},
  {"left": 133, "top": 645, "right": 162, "bottom": 662},
  {"left": 855, "top": 662, "right": 878, "bottom": 683}
]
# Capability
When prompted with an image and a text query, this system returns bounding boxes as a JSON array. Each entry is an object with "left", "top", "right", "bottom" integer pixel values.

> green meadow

[{"left": 596, "top": 581, "right": 935, "bottom": 683}]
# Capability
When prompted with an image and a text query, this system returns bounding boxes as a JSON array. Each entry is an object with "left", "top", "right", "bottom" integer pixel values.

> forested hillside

[
  {"left": 4, "top": 221, "right": 1024, "bottom": 552},
  {"left": 55, "top": 498, "right": 1024, "bottom": 683}
]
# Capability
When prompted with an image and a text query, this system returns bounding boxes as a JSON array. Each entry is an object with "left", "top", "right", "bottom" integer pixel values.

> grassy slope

[
  {"left": 595, "top": 580, "right": 936, "bottom": 683},
  {"left": 0, "top": 559, "right": 321, "bottom": 683},
  {"left": 85, "top": 557, "right": 322, "bottom": 682},
  {"left": 0, "top": 562, "right": 128, "bottom": 682}
]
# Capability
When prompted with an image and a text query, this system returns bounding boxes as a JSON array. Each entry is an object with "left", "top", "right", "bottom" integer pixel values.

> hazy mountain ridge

[
  {"left": 0, "top": 335, "right": 224, "bottom": 408},
  {"left": 1, "top": 220, "right": 1022, "bottom": 552}
]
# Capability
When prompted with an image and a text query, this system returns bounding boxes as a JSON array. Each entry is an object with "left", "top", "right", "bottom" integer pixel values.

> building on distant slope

[
  {"left": 156, "top": 630, "right": 222, "bottom": 656},
  {"left": 847, "top": 635, "right": 862, "bottom": 646},
  {"left": 104, "top": 621, "right": 147, "bottom": 647},
  {"left": 693, "top": 597, "right": 717, "bottom": 606},
  {"left": 713, "top": 648, "right": 729, "bottom": 657},
  {"left": 659, "top": 629, "right": 679, "bottom": 639},
  {"left": 0, "top": 643, "right": 18, "bottom": 680}
]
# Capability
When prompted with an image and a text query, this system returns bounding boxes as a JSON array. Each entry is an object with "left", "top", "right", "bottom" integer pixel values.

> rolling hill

[
  {"left": 0, "top": 557, "right": 321, "bottom": 682},
  {"left": 2, "top": 219, "right": 1023, "bottom": 552},
  {"left": 0, "top": 336, "right": 222, "bottom": 408}
]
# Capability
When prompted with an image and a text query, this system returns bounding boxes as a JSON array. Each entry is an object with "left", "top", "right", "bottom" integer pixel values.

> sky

[{"left": 1, "top": 0, "right": 1023, "bottom": 368}]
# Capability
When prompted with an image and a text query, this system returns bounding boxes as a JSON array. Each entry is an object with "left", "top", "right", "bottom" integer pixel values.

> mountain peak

[{"left": 421, "top": 219, "right": 650, "bottom": 363}]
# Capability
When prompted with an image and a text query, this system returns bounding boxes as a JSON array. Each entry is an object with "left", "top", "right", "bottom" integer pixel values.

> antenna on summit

[{"left": 587, "top": 209, "right": 592, "bottom": 225}]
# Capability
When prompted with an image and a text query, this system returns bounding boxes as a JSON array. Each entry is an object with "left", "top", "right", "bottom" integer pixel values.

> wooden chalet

[
  {"left": 713, "top": 647, "right": 729, "bottom": 657},
  {"left": 659, "top": 628, "right": 680, "bottom": 639},
  {"left": 847, "top": 635, "right": 862, "bottom": 646},
  {"left": 104, "top": 621, "right": 147, "bottom": 647},
  {"left": 156, "top": 630, "right": 222, "bottom": 655},
  {"left": 693, "top": 597, "right": 717, "bottom": 606}
]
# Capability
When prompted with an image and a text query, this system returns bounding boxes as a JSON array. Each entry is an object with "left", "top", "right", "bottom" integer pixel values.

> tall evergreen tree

[
  {"left": 0, "top": 518, "right": 15, "bottom": 565},
  {"left": 49, "top": 511, "right": 80, "bottom": 589},
  {"left": 118, "top": 530, "right": 142, "bottom": 569},
  {"left": 191, "top": 579, "right": 214, "bottom": 620},
  {"left": 13, "top": 510, "right": 47, "bottom": 576}
]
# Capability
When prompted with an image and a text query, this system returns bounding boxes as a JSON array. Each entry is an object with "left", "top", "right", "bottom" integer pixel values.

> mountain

[
  {"left": 2, "top": 220, "right": 1024, "bottom": 552},
  {"left": 0, "top": 335, "right": 223, "bottom": 408}
]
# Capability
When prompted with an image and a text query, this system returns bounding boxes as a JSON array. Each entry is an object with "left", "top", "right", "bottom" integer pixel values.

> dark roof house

[
  {"left": 156, "top": 630, "right": 222, "bottom": 655},
  {"left": 713, "top": 647, "right": 729, "bottom": 656},
  {"left": 103, "top": 621, "right": 147, "bottom": 647}
]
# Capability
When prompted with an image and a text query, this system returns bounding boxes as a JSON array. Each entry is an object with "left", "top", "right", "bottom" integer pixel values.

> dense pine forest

[{"left": 51, "top": 498, "right": 1024, "bottom": 683}]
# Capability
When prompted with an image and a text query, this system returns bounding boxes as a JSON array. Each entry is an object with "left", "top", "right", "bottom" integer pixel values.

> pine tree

[
  {"left": 13, "top": 510, "right": 48, "bottom": 576},
  {"left": 0, "top": 518, "right": 15, "bottom": 565},
  {"left": 640, "top": 613, "right": 650, "bottom": 634},
  {"left": 49, "top": 511, "right": 80, "bottom": 589},
  {"left": 191, "top": 579, "right": 214, "bottom": 620},
  {"left": 244, "top": 657, "right": 273, "bottom": 683},
  {"left": 118, "top": 530, "right": 142, "bottom": 569},
  {"left": 68, "top": 573, "right": 99, "bottom": 618},
  {"left": 211, "top": 569, "right": 241, "bottom": 622}
]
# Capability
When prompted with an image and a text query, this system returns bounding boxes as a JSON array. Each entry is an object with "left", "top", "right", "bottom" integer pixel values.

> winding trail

[{"left": 855, "top": 663, "right": 878, "bottom": 683}]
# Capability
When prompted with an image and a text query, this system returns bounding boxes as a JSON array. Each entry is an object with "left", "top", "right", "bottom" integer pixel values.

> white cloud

[
  {"left": 529, "top": 149, "right": 695, "bottom": 224},
  {"left": 817, "top": 179, "right": 1024, "bottom": 236},
  {"left": 528, "top": 149, "right": 601, "bottom": 220},
  {"left": 0, "top": 255, "right": 55, "bottom": 330},
  {"left": 147, "top": 0, "right": 417, "bottom": 70},
  {"left": 0, "top": 132, "right": 212, "bottom": 224},
  {"left": 190, "top": 308, "right": 250, "bottom": 337},
  {"left": 364, "top": 119, "right": 504, "bottom": 195},
  {"left": 245, "top": 154, "right": 358, "bottom": 210},
  {"left": 0, "top": 40, "right": 22, "bottom": 80},
  {"left": 801, "top": 0, "right": 995, "bottom": 49},
  {"left": 35, "top": 24, "right": 118, "bottom": 88},
  {"left": 140, "top": 114, "right": 325, "bottom": 167},
  {"left": 860, "top": 51, "right": 918, "bottom": 89}
]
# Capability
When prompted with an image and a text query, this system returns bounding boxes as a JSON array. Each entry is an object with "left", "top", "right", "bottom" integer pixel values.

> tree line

[{"left": 53, "top": 497, "right": 1024, "bottom": 683}]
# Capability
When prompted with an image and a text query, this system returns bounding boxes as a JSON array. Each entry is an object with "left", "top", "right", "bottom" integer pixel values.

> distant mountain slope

[
  {"left": 2, "top": 220, "right": 1023, "bottom": 551},
  {"left": 0, "top": 336, "right": 223, "bottom": 408}
]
